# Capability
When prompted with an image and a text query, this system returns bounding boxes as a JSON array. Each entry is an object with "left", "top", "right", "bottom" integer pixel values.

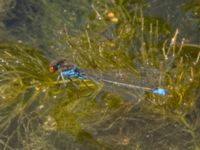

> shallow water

[{"left": 0, "top": 0, "right": 200, "bottom": 150}]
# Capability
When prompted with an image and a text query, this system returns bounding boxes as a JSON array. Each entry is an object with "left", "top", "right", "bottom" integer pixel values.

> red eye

[{"left": 49, "top": 66, "right": 56, "bottom": 73}]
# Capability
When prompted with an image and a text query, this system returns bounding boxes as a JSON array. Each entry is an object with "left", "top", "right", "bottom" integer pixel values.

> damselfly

[{"left": 49, "top": 59, "right": 168, "bottom": 96}]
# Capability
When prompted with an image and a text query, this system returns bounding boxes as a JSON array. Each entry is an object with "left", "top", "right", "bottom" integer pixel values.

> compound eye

[{"left": 49, "top": 66, "right": 56, "bottom": 73}]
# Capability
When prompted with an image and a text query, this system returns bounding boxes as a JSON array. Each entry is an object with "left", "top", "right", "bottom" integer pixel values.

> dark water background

[{"left": 0, "top": 0, "right": 200, "bottom": 150}]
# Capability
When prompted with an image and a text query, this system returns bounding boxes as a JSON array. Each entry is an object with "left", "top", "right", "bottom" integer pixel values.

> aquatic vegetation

[
  {"left": 55, "top": 2, "right": 200, "bottom": 149},
  {"left": 0, "top": 41, "right": 107, "bottom": 149},
  {"left": 0, "top": 0, "right": 200, "bottom": 150}
]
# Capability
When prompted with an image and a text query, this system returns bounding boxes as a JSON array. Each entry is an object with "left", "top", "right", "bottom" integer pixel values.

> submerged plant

[
  {"left": 0, "top": 0, "right": 200, "bottom": 150},
  {"left": 55, "top": 2, "right": 200, "bottom": 149}
]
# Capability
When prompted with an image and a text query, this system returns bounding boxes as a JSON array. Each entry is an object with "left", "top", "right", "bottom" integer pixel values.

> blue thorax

[{"left": 61, "top": 68, "right": 87, "bottom": 80}]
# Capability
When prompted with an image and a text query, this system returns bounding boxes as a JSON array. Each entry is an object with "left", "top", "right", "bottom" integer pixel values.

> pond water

[{"left": 0, "top": 0, "right": 200, "bottom": 150}]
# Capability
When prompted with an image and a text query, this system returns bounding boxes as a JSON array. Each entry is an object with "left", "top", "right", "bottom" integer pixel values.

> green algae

[{"left": 0, "top": 0, "right": 200, "bottom": 150}]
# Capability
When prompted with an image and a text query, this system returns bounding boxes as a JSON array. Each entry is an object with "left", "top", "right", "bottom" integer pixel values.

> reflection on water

[{"left": 0, "top": 0, "right": 200, "bottom": 150}]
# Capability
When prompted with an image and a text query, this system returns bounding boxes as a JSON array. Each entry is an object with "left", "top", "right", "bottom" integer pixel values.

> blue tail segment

[
  {"left": 151, "top": 88, "right": 168, "bottom": 96},
  {"left": 62, "top": 68, "right": 87, "bottom": 80}
]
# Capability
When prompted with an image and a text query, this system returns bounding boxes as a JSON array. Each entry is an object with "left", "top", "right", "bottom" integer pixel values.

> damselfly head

[
  {"left": 49, "top": 58, "right": 75, "bottom": 73},
  {"left": 49, "top": 59, "right": 66, "bottom": 73}
]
